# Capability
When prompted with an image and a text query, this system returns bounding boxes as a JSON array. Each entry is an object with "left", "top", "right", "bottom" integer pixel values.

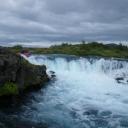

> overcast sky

[{"left": 0, "top": 0, "right": 128, "bottom": 47}]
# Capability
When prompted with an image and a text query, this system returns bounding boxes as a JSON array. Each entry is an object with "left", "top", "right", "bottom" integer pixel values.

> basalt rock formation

[{"left": 0, "top": 46, "right": 49, "bottom": 97}]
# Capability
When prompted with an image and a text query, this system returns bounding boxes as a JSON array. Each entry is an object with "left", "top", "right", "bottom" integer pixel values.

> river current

[{"left": 1, "top": 54, "right": 128, "bottom": 128}]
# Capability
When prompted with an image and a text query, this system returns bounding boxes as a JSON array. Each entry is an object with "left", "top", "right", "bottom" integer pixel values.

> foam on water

[{"left": 22, "top": 54, "right": 128, "bottom": 128}]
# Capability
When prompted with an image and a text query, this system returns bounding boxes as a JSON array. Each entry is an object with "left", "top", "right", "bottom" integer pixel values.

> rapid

[{"left": 1, "top": 54, "right": 128, "bottom": 128}]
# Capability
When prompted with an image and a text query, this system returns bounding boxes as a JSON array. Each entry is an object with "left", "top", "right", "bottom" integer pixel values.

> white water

[{"left": 22, "top": 54, "right": 128, "bottom": 128}]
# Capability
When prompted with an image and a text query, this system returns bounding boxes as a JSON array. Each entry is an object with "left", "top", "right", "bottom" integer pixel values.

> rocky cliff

[{"left": 0, "top": 46, "right": 49, "bottom": 96}]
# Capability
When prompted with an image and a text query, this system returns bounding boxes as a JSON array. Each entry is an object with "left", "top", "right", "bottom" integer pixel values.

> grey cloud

[{"left": 0, "top": 0, "right": 128, "bottom": 47}]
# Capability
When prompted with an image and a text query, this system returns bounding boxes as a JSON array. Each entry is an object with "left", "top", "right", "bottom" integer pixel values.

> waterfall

[
  {"left": 24, "top": 54, "right": 128, "bottom": 80},
  {"left": 12, "top": 55, "right": 128, "bottom": 127}
]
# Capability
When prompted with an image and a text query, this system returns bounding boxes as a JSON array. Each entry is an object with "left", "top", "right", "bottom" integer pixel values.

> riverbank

[
  {"left": 9, "top": 42, "right": 128, "bottom": 58},
  {"left": 0, "top": 46, "right": 50, "bottom": 97}
]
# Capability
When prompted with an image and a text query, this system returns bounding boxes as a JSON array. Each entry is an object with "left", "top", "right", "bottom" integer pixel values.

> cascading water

[{"left": 1, "top": 54, "right": 128, "bottom": 128}]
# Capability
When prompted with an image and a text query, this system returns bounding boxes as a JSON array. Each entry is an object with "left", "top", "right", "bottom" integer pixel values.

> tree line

[{"left": 9, "top": 41, "right": 128, "bottom": 58}]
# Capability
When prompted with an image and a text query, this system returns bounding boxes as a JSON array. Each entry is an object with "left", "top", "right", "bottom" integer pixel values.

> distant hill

[{"left": 105, "top": 43, "right": 118, "bottom": 46}]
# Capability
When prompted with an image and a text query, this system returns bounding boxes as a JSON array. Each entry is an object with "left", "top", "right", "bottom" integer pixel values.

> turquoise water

[
  {"left": 22, "top": 55, "right": 128, "bottom": 128},
  {"left": 1, "top": 54, "right": 128, "bottom": 128}
]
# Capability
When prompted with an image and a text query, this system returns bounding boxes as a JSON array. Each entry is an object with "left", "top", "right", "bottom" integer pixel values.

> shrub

[{"left": 0, "top": 82, "right": 19, "bottom": 96}]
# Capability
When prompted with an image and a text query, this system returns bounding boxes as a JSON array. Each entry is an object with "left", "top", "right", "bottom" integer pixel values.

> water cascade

[{"left": 1, "top": 54, "right": 128, "bottom": 128}]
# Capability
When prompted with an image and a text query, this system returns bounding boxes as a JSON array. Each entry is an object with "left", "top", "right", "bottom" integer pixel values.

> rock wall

[{"left": 0, "top": 46, "right": 49, "bottom": 96}]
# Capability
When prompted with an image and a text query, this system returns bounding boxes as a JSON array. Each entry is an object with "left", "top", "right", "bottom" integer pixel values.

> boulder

[
  {"left": 51, "top": 74, "right": 56, "bottom": 77},
  {"left": 115, "top": 77, "right": 124, "bottom": 81},
  {"left": 49, "top": 70, "right": 56, "bottom": 78},
  {"left": 49, "top": 71, "right": 55, "bottom": 74}
]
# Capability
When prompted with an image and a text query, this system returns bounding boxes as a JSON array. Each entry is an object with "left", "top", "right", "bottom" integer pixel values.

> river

[{"left": 1, "top": 54, "right": 128, "bottom": 128}]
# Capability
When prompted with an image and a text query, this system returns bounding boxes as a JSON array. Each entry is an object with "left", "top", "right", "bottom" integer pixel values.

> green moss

[{"left": 0, "top": 82, "right": 19, "bottom": 96}]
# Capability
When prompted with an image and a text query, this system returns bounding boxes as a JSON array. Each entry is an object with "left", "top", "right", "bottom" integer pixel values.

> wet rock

[
  {"left": 51, "top": 74, "right": 56, "bottom": 77},
  {"left": 49, "top": 71, "right": 56, "bottom": 78},
  {"left": 115, "top": 77, "right": 125, "bottom": 84},
  {"left": 0, "top": 76, "right": 9, "bottom": 87},
  {"left": 49, "top": 71, "right": 55, "bottom": 74},
  {"left": 115, "top": 77, "right": 124, "bottom": 81}
]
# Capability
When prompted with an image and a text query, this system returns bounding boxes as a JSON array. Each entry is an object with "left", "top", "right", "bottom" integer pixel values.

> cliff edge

[{"left": 0, "top": 46, "right": 49, "bottom": 97}]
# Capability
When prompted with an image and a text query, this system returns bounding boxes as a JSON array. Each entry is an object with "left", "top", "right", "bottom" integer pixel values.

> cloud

[{"left": 0, "top": 0, "right": 128, "bottom": 47}]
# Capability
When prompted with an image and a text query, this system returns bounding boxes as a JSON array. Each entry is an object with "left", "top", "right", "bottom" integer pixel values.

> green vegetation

[
  {"left": 0, "top": 82, "right": 19, "bottom": 96},
  {"left": 9, "top": 45, "right": 22, "bottom": 53},
  {"left": 9, "top": 45, "right": 28, "bottom": 53},
  {"left": 9, "top": 42, "right": 128, "bottom": 58}
]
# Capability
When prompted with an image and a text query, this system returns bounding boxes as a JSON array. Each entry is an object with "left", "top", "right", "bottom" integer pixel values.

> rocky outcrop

[
  {"left": 0, "top": 46, "right": 50, "bottom": 96},
  {"left": 49, "top": 71, "right": 56, "bottom": 77}
]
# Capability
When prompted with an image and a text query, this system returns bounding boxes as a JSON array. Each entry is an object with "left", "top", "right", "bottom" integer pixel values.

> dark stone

[
  {"left": 0, "top": 59, "right": 4, "bottom": 71},
  {"left": 115, "top": 77, "right": 124, "bottom": 81},
  {"left": 49, "top": 71, "right": 55, "bottom": 74},
  {"left": 51, "top": 74, "right": 56, "bottom": 77},
  {"left": 15, "top": 66, "right": 26, "bottom": 90},
  {"left": 0, "top": 71, "right": 3, "bottom": 76},
  {"left": 0, "top": 76, "right": 9, "bottom": 87},
  {"left": 0, "top": 59, "right": 4, "bottom": 65},
  {"left": 0, "top": 46, "right": 49, "bottom": 95}
]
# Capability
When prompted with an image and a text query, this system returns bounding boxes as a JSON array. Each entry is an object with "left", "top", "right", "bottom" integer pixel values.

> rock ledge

[{"left": 0, "top": 46, "right": 49, "bottom": 97}]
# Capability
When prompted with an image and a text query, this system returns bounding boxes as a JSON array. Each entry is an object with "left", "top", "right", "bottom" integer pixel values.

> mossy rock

[
  {"left": 41, "top": 65, "right": 47, "bottom": 70},
  {"left": 32, "top": 76, "right": 41, "bottom": 85},
  {"left": 24, "top": 83, "right": 29, "bottom": 88},
  {"left": 42, "top": 76, "right": 50, "bottom": 83}
]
